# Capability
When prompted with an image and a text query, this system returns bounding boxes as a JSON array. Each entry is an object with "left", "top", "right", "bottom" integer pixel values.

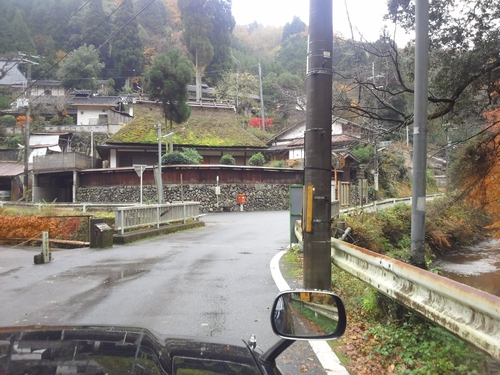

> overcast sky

[{"left": 231, "top": 0, "right": 413, "bottom": 45}]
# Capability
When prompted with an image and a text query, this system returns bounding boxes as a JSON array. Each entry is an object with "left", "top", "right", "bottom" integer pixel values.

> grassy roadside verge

[{"left": 282, "top": 232, "right": 499, "bottom": 374}]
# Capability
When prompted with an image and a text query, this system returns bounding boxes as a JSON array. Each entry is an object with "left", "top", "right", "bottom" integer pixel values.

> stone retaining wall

[{"left": 76, "top": 183, "right": 291, "bottom": 212}]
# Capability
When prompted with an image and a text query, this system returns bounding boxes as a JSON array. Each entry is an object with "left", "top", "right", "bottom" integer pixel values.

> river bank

[{"left": 433, "top": 237, "right": 500, "bottom": 297}]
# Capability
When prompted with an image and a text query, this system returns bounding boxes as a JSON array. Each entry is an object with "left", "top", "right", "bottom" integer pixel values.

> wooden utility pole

[{"left": 303, "top": 0, "right": 333, "bottom": 289}]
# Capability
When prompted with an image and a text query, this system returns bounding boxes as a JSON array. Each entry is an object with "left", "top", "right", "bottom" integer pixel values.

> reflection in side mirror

[{"left": 270, "top": 290, "right": 347, "bottom": 340}]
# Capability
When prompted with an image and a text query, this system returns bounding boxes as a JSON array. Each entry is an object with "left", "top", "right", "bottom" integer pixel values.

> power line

[
  {"left": 47, "top": 0, "right": 93, "bottom": 40},
  {"left": 11, "top": 0, "right": 154, "bottom": 106}
]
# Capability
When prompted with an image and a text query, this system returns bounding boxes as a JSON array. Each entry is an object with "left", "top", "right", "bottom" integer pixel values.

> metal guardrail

[
  {"left": 339, "top": 194, "right": 443, "bottom": 215},
  {"left": 114, "top": 202, "right": 200, "bottom": 235},
  {"left": 331, "top": 239, "right": 500, "bottom": 360},
  {"left": 291, "top": 296, "right": 340, "bottom": 322},
  {"left": 294, "top": 208, "right": 500, "bottom": 359}
]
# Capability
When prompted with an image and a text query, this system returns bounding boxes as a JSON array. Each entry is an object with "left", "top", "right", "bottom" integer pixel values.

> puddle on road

[{"left": 114, "top": 269, "right": 149, "bottom": 282}]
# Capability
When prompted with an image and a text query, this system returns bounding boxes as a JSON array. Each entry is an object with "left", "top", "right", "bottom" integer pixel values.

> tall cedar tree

[
  {"left": 136, "top": 0, "right": 170, "bottom": 36},
  {"left": 179, "top": 0, "right": 234, "bottom": 98},
  {"left": 205, "top": 0, "right": 235, "bottom": 86},
  {"left": 110, "top": 0, "right": 144, "bottom": 90},
  {"left": 178, "top": 0, "right": 214, "bottom": 101},
  {"left": 79, "top": 0, "right": 111, "bottom": 60},
  {"left": 144, "top": 49, "right": 194, "bottom": 131},
  {"left": 10, "top": 9, "right": 35, "bottom": 53}
]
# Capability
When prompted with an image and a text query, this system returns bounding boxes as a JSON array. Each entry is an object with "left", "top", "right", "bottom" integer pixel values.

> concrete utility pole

[
  {"left": 20, "top": 54, "right": 38, "bottom": 201},
  {"left": 411, "top": 0, "right": 430, "bottom": 268},
  {"left": 23, "top": 63, "right": 31, "bottom": 201},
  {"left": 258, "top": 63, "right": 265, "bottom": 130},
  {"left": 156, "top": 124, "right": 164, "bottom": 205},
  {"left": 303, "top": 0, "right": 333, "bottom": 290}
]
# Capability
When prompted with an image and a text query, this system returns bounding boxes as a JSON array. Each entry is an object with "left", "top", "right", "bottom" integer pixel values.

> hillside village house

[
  {"left": 0, "top": 59, "right": 27, "bottom": 89},
  {"left": 1, "top": 77, "right": 370, "bottom": 203},
  {"left": 267, "top": 116, "right": 373, "bottom": 183},
  {"left": 96, "top": 100, "right": 268, "bottom": 168}
]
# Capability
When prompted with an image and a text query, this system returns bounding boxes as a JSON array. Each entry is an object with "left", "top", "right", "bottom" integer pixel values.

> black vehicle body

[
  {"left": 0, "top": 326, "right": 263, "bottom": 374},
  {"left": 0, "top": 290, "right": 347, "bottom": 375}
]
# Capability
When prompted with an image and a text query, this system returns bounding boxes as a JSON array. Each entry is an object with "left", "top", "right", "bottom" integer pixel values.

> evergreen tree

[
  {"left": 28, "top": 0, "right": 56, "bottom": 36},
  {"left": 282, "top": 16, "right": 306, "bottom": 42},
  {"left": 144, "top": 49, "right": 194, "bottom": 131},
  {"left": 10, "top": 9, "right": 35, "bottom": 53},
  {"left": 136, "top": 0, "right": 170, "bottom": 36},
  {"left": 276, "top": 33, "right": 307, "bottom": 77},
  {"left": 79, "top": 0, "right": 111, "bottom": 56},
  {"left": 178, "top": 0, "right": 215, "bottom": 101},
  {"left": 50, "top": 0, "right": 85, "bottom": 52},
  {"left": 205, "top": 0, "right": 235, "bottom": 86},
  {"left": 0, "top": 2, "right": 15, "bottom": 53},
  {"left": 56, "top": 44, "right": 104, "bottom": 90},
  {"left": 109, "top": 0, "right": 144, "bottom": 90}
]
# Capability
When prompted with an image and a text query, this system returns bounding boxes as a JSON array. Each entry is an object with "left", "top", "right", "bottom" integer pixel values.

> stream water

[{"left": 432, "top": 238, "right": 500, "bottom": 297}]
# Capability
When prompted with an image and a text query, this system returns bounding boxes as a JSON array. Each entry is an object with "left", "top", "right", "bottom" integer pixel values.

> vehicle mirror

[{"left": 270, "top": 290, "right": 347, "bottom": 340}]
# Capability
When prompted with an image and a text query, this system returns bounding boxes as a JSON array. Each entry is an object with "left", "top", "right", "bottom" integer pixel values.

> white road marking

[{"left": 270, "top": 250, "right": 349, "bottom": 375}]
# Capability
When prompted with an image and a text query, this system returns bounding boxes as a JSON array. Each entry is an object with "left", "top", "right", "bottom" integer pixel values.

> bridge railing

[
  {"left": 115, "top": 202, "right": 201, "bottom": 235},
  {"left": 294, "top": 220, "right": 500, "bottom": 360}
]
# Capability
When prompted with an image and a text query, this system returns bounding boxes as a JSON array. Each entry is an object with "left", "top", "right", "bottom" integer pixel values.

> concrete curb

[{"left": 113, "top": 221, "right": 205, "bottom": 244}]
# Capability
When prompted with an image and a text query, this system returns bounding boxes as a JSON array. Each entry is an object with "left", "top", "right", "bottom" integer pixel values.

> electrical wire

[
  {"left": 10, "top": 0, "right": 155, "bottom": 107},
  {"left": 47, "top": 0, "right": 93, "bottom": 40}
]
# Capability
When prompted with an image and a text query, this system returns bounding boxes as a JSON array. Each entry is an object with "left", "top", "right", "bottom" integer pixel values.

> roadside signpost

[{"left": 133, "top": 164, "right": 147, "bottom": 204}]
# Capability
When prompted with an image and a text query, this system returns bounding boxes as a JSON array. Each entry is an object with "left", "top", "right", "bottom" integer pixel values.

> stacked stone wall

[{"left": 76, "top": 183, "right": 290, "bottom": 212}]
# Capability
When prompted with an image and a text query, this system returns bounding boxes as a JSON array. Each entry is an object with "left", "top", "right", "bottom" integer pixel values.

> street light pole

[{"left": 258, "top": 63, "right": 265, "bottom": 130}]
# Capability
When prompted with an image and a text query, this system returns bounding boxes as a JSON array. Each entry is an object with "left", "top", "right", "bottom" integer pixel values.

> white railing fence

[{"left": 114, "top": 202, "right": 201, "bottom": 235}]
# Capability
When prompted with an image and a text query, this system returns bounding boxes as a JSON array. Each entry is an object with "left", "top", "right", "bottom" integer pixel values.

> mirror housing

[{"left": 270, "top": 290, "right": 347, "bottom": 340}]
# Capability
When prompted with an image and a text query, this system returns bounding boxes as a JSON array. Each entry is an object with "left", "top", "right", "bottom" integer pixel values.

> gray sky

[{"left": 231, "top": 0, "right": 413, "bottom": 45}]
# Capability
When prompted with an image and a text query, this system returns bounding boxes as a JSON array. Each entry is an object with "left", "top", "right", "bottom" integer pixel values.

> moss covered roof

[{"left": 107, "top": 105, "right": 267, "bottom": 148}]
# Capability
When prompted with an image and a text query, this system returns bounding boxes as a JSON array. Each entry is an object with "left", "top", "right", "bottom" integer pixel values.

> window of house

[{"left": 98, "top": 114, "right": 108, "bottom": 124}]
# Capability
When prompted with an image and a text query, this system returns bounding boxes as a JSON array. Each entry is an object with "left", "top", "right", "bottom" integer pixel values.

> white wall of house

[
  {"left": 31, "top": 85, "right": 66, "bottom": 97},
  {"left": 332, "top": 121, "right": 343, "bottom": 134},
  {"left": 77, "top": 106, "right": 111, "bottom": 125},
  {"left": 289, "top": 148, "right": 304, "bottom": 160}
]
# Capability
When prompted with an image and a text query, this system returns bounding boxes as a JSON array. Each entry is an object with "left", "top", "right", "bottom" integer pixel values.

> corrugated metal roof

[
  {"left": 0, "top": 60, "right": 27, "bottom": 86},
  {"left": 30, "top": 134, "right": 60, "bottom": 147},
  {"left": 0, "top": 162, "right": 29, "bottom": 177}
]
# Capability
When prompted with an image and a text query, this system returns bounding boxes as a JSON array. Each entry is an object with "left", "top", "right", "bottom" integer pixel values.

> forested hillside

[
  {"left": 2, "top": 0, "right": 500, "bottom": 229},
  {"left": 0, "top": 0, "right": 310, "bottom": 130}
]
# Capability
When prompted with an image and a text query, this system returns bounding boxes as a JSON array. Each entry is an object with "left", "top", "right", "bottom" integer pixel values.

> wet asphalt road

[{"left": 0, "top": 211, "right": 336, "bottom": 374}]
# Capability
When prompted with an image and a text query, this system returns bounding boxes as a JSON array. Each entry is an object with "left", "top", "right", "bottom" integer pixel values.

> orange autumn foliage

[
  {"left": 16, "top": 115, "right": 33, "bottom": 126},
  {"left": 465, "top": 108, "right": 500, "bottom": 236},
  {"left": 0, "top": 216, "right": 87, "bottom": 242}
]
